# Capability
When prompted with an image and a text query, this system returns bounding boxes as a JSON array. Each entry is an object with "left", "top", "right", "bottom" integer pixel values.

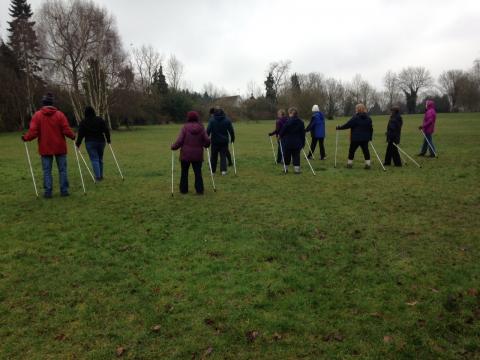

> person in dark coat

[
  {"left": 306, "top": 105, "right": 327, "bottom": 160},
  {"left": 383, "top": 106, "right": 403, "bottom": 167},
  {"left": 75, "top": 106, "right": 111, "bottom": 181},
  {"left": 207, "top": 108, "right": 235, "bottom": 175},
  {"left": 209, "top": 107, "right": 232, "bottom": 166},
  {"left": 171, "top": 111, "right": 211, "bottom": 194},
  {"left": 22, "top": 92, "right": 76, "bottom": 198},
  {"left": 268, "top": 109, "right": 288, "bottom": 164},
  {"left": 278, "top": 107, "right": 305, "bottom": 174},
  {"left": 336, "top": 103, "right": 373, "bottom": 169}
]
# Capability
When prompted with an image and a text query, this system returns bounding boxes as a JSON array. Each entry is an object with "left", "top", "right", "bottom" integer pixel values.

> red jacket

[
  {"left": 23, "top": 107, "right": 75, "bottom": 156},
  {"left": 171, "top": 121, "right": 210, "bottom": 162}
]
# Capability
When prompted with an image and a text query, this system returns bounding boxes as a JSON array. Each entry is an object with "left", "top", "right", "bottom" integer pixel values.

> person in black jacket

[
  {"left": 336, "top": 103, "right": 373, "bottom": 169},
  {"left": 383, "top": 106, "right": 403, "bottom": 167},
  {"left": 279, "top": 107, "right": 305, "bottom": 174},
  {"left": 75, "top": 106, "right": 111, "bottom": 181},
  {"left": 208, "top": 108, "right": 232, "bottom": 167},
  {"left": 207, "top": 108, "right": 235, "bottom": 175}
]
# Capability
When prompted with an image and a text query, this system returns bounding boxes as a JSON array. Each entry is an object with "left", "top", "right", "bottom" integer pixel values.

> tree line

[{"left": 1, "top": 0, "right": 479, "bottom": 131}]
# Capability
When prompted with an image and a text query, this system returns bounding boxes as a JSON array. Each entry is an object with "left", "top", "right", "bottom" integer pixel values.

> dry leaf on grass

[
  {"left": 116, "top": 347, "right": 126, "bottom": 357},
  {"left": 383, "top": 335, "right": 393, "bottom": 343}
]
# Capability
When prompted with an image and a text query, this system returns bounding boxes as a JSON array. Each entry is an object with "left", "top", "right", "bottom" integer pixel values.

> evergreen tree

[
  {"left": 7, "top": 0, "right": 40, "bottom": 116},
  {"left": 152, "top": 65, "right": 168, "bottom": 95},
  {"left": 291, "top": 73, "right": 301, "bottom": 93},
  {"left": 265, "top": 72, "right": 276, "bottom": 104}
]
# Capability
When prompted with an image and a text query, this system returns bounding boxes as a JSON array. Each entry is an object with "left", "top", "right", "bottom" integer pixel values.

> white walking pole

[
  {"left": 269, "top": 136, "right": 276, "bottom": 164},
  {"left": 302, "top": 148, "right": 316, "bottom": 175},
  {"left": 24, "top": 142, "right": 39, "bottom": 198},
  {"left": 369, "top": 142, "right": 386, "bottom": 172},
  {"left": 334, "top": 130, "right": 339, "bottom": 168},
  {"left": 78, "top": 149, "right": 96, "bottom": 183},
  {"left": 108, "top": 143, "right": 125, "bottom": 180},
  {"left": 420, "top": 130, "right": 438, "bottom": 157},
  {"left": 73, "top": 142, "right": 87, "bottom": 194},
  {"left": 394, "top": 143, "right": 422, "bottom": 168},
  {"left": 231, "top": 142, "right": 237, "bottom": 175},
  {"left": 278, "top": 139, "right": 287, "bottom": 174},
  {"left": 171, "top": 150, "right": 174, "bottom": 197},
  {"left": 305, "top": 136, "right": 315, "bottom": 159},
  {"left": 206, "top": 147, "right": 217, "bottom": 192}
]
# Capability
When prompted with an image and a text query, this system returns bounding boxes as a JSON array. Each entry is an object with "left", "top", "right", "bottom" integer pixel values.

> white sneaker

[{"left": 221, "top": 171, "right": 227, "bottom": 176}]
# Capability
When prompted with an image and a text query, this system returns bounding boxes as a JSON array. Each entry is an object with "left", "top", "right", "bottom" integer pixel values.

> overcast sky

[{"left": 1, "top": 0, "right": 479, "bottom": 95}]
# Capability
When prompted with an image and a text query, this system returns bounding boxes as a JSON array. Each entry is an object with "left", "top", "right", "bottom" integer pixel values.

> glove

[
  {"left": 418, "top": 126, "right": 423, "bottom": 130},
  {"left": 336, "top": 126, "right": 340, "bottom": 130},
  {"left": 268, "top": 132, "right": 274, "bottom": 136},
  {"left": 21, "top": 135, "right": 26, "bottom": 142}
]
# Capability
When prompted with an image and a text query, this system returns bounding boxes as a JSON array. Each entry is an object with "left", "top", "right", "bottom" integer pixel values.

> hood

[
  {"left": 185, "top": 121, "right": 204, "bottom": 135},
  {"left": 214, "top": 113, "right": 226, "bottom": 122},
  {"left": 426, "top": 100, "right": 435, "bottom": 110},
  {"left": 41, "top": 106, "right": 58, "bottom": 116},
  {"left": 358, "top": 112, "right": 369, "bottom": 119}
]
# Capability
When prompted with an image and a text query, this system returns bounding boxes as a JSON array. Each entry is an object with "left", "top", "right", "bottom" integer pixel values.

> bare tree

[
  {"left": 268, "top": 60, "right": 291, "bottom": 96},
  {"left": 383, "top": 70, "right": 401, "bottom": 109},
  {"left": 438, "top": 70, "right": 465, "bottom": 112},
  {"left": 166, "top": 54, "right": 184, "bottom": 91},
  {"left": 37, "top": 0, "right": 124, "bottom": 125},
  {"left": 324, "top": 78, "right": 344, "bottom": 119},
  {"left": 246, "top": 80, "right": 262, "bottom": 99},
  {"left": 347, "top": 74, "right": 376, "bottom": 109},
  {"left": 397, "top": 66, "right": 433, "bottom": 113},
  {"left": 131, "top": 44, "right": 163, "bottom": 93}
]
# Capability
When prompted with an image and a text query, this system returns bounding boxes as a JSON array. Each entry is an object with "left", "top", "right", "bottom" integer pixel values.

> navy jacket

[
  {"left": 386, "top": 113, "right": 403, "bottom": 144},
  {"left": 337, "top": 113, "right": 373, "bottom": 142},
  {"left": 279, "top": 116, "right": 305, "bottom": 150},
  {"left": 207, "top": 112, "right": 235, "bottom": 145},
  {"left": 76, "top": 116, "right": 111, "bottom": 146},
  {"left": 306, "top": 112, "right": 326, "bottom": 138}
]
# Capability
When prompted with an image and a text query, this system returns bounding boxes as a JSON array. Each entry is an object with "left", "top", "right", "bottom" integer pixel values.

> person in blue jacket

[
  {"left": 336, "top": 103, "right": 373, "bottom": 169},
  {"left": 306, "top": 104, "right": 326, "bottom": 160},
  {"left": 278, "top": 107, "right": 305, "bottom": 174}
]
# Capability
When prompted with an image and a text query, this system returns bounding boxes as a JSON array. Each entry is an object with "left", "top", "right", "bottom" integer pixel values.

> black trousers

[
  {"left": 308, "top": 137, "right": 326, "bottom": 159},
  {"left": 284, "top": 148, "right": 301, "bottom": 166},
  {"left": 384, "top": 141, "right": 402, "bottom": 166},
  {"left": 348, "top": 141, "right": 370, "bottom": 160},
  {"left": 226, "top": 147, "right": 233, "bottom": 166},
  {"left": 180, "top": 161, "right": 204, "bottom": 194},
  {"left": 276, "top": 140, "right": 283, "bottom": 163},
  {"left": 211, "top": 144, "right": 228, "bottom": 173}
]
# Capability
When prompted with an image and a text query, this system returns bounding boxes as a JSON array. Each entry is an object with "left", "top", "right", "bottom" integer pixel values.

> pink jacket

[{"left": 422, "top": 100, "right": 436, "bottom": 135}]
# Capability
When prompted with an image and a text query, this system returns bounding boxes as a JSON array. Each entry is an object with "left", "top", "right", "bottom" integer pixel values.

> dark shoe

[
  {"left": 346, "top": 164, "right": 353, "bottom": 169},
  {"left": 320, "top": 157, "right": 327, "bottom": 160},
  {"left": 44, "top": 193, "right": 52, "bottom": 199},
  {"left": 383, "top": 163, "right": 391, "bottom": 166},
  {"left": 364, "top": 165, "right": 371, "bottom": 170},
  {"left": 60, "top": 192, "right": 70, "bottom": 197},
  {"left": 417, "top": 153, "right": 425, "bottom": 157},
  {"left": 429, "top": 154, "right": 436, "bottom": 158}
]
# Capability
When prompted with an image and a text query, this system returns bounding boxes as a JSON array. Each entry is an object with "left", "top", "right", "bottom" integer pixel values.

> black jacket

[
  {"left": 76, "top": 116, "right": 111, "bottom": 146},
  {"left": 386, "top": 113, "right": 403, "bottom": 144},
  {"left": 207, "top": 113, "right": 235, "bottom": 145},
  {"left": 279, "top": 116, "right": 305, "bottom": 150},
  {"left": 338, "top": 113, "right": 373, "bottom": 142}
]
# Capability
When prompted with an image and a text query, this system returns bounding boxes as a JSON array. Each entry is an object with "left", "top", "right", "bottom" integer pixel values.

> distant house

[{"left": 214, "top": 95, "right": 242, "bottom": 108}]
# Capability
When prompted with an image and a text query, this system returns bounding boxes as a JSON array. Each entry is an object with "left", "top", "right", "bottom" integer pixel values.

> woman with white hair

[{"left": 306, "top": 104, "right": 326, "bottom": 160}]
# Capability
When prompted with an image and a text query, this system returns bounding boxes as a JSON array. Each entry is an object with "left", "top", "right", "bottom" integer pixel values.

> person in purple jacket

[
  {"left": 418, "top": 100, "right": 437, "bottom": 157},
  {"left": 268, "top": 109, "right": 288, "bottom": 164},
  {"left": 171, "top": 111, "right": 211, "bottom": 194}
]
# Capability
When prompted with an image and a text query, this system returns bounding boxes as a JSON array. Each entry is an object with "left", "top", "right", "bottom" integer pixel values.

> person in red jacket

[
  {"left": 171, "top": 111, "right": 211, "bottom": 194},
  {"left": 22, "top": 93, "right": 76, "bottom": 198}
]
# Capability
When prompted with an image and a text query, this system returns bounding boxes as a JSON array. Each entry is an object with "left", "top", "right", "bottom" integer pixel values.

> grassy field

[{"left": 0, "top": 113, "right": 479, "bottom": 359}]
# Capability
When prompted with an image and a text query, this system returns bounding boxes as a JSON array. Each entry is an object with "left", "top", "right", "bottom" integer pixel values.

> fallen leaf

[
  {"left": 467, "top": 288, "right": 478, "bottom": 296},
  {"left": 204, "top": 318, "right": 215, "bottom": 327},
  {"left": 322, "top": 332, "right": 344, "bottom": 342},
  {"left": 201, "top": 346, "right": 213, "bottom": 359},
  {"left": 369, "top": 312, "right": 383, "bottom": 318},
  {"left": 431, "top": 288, "right": 439, "bottom": 293},
  {"left": 151, "top": 325, "right": 161, "bottom": 332},
  {"left": 116, "top": 347, "right": 126, "bottom": 357},
  {"left": 383, "top": 335, "right": 393, "bottom": 343},
  {"left": 246, "top": 330, "right": 260, "bottom": 342},
  {"left": 406, "top": 301, "right": 418, "bottom": 306},
  {"left": 272, "top": 332, "right": 282, "bottom": 341},
  {"left": 54, "top": 333, "right": 66, "bottom": 341}
]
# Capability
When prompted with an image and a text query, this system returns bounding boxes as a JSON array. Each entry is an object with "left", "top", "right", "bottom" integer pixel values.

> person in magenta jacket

[
  {"left": 418, "top": 100, "right": 437, "bottom": 157},
  {"left": 171, "top": 111, "right": 211, "bottom": 194}
]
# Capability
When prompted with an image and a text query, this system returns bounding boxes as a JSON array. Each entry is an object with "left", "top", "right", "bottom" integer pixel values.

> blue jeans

[
  {"left": 86, "top": 141, "right": 106, "bottom": 180},
  {"left": 420, "top": 133, "right": 436, "bottom": 155},
  {"left": 41, "top": 155, "right": 68, "bottom": 196}
]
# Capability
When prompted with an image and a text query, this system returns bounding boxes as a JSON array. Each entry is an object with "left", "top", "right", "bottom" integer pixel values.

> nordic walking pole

[
  {"left": 334, "top": 129, "right": 339, "bottom": 168},
  {"left": 73, "top": 142, "right": 87, "bottom": 194},
  {"left": 278, "top": 139, "right": 287, "bottom": 174},
  {"left": 369, "top": 142, "right": 386, "bottom": 171},
  {"left": 206, "top": 147, "right": 217, "bottom": 192},
  {"left": 305, "top": 136, "right": 315, "bottom": 159},
  {"left": 171, "top": 150, "right": 174, "bottom": 197},
  {"left": 302, "top": 148, "right": 316, "bottom": 175},
  {"left": 108, "top": 143, "right": 125, "bottom": 180},
  {"left": 269, "top": 136, "right": 276, "bottom": 164},
  {"left": 420, "top": 130, "right": 438, "bottom": 157},
  {"left": 24, "top": 142, "right": 39, "bottom": 198},
  {"left": 78, "top": 149, "right": 96, "bottom": 183},
  {"left": 231, "top": 142, "right": 237, "bottom": 175},
  {"left": 394, "top": 143, "right": 422, "bottom": 168}
]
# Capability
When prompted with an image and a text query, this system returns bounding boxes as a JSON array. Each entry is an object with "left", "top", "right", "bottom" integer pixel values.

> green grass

[{"left": 0, "top": 113, "right": 479, "bottom": 359}]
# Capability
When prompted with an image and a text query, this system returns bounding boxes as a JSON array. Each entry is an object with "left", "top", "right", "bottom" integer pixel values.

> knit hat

[
  {"left": 187, "top": 111, "right": 199, "bottom": 122},
  {"left": 85, "top": 106, "right": 96, "bottom": 120},
  {"left": 312, "top": 104, "right": 319, "bottom": 112},
  {"left": 42, "top": 93, "right": 54, "bottom": 106}
]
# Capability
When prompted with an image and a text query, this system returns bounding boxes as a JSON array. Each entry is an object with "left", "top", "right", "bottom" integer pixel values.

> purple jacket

[
  {"left": 171, "top": 121, "right": 210, "bottom": 162},
  {"left": 269, "top": 116, "right": 288, "bottom": 136},
  {"left": 422, "top": 100, "right": 437, "bottom": 135}
]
